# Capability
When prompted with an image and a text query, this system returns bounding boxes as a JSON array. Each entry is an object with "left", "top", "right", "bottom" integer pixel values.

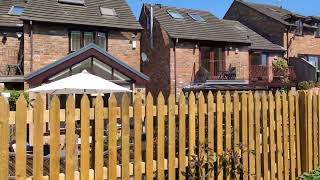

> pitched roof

[
  {"left": 223, "top": 20, "right": 285, "bottom": 51},
  {"left": 0, "top": 0, "right": 26, "bottom": 28},
  {"left": 143, "top": 4, "right": 250, "bottom": 44},
  {"left": 25, "top": 43, "right": 149, "bottom": 85},
  {"left": 21, "top": 0, "right": 142, "bottom": 30},
  {"left": 235, "top": 0, "right": 302, "bottom": 26}
]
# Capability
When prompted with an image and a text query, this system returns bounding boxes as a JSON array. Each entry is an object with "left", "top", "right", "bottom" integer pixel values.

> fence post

[{"left": 299, "top": 91, "right": 308, "bottom": 173}]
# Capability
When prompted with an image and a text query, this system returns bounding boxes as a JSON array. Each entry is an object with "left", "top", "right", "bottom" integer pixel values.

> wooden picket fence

[{"left": 0, "top": 90, "right": 319, "bottom": 179}]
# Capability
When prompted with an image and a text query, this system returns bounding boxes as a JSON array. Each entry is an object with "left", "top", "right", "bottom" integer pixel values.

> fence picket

[
  {"left": 288, "top": 91, "right": 296, "bottom": 180},
  {"left": 241, "top": 92, "right": 249, "bottom": 180},
  {"left": 198, "top": 92, "right": 205, "bottom": 147},
  {"left": 188, "top": 92, "right": 195, "bottom": 159},
  {"left": 33, "top": 95, "right": 44, "bottom": 180},
  {"left": 217, "top": 91, "right": 223, "bottom": 180},
  {"left": 318, "top": 94, "right": 320, "bottom": 167},
  {"left": 254, "top": 92, "right": 261, "bottom": 180},
  {"left": 134, "top": 94, "right": 142, "bottom": 180},
  {"left": 295, "top": 93, "right": 301, "bottom": 175},
  {"left": 313, "top": 93, "right": 319, "bottom": 167},
  {"left": 65, "top": 95, "right": 75, "bottom": 180},
  {"left": 248, "top": 91, "right": 255, "bottom": 179},
  {"left": 157, "top": 93, "right": 165, "bottom": 180},
  {"left": 80, "top": 95, "right": 90, "bottom": 180},
  {"left": 233, "top": 92, "right": 240, "bottom": 180},
  {"left": 145, "top": 93, "right": 154, "bottom": 180},
  {"left": 269, "top": 91, "right": 276, "bottom": 180},
  {"left": 207, "top": 91, "right": 214, "bottom": 180},
  {"left": 94, "top": 95, "right": 104, "bottom": 180},
  {"left": 276, "top": 91, "right": 283, "bottom": 180},
  {"left": 283, "top": 92, "right": 290, "bottom": 180},
  {"left": 179, "top": 93, "right": 186, "bottom": 180},
  {"left": 0, "top": 96, "right": 9, "bottom": 180},
  {"left": 15, "top": 95, "right": 27, "bottom": 180},
  {"left": 168, "top": 95, "right": 176, "bottom": 180},
  {"left": 225, "top": 91, "right": 232, "bottom": 151},
  {"left": 307, "top": 91, "right": 313, "bottom": 171},
  {"left": 261, "top": 92, "right": 268, "bottom": 180},
  {"left": 121, "top": 94, "right": 130, "bottom": 180},
  {"left": 108, "top": 95, "right": 118, "bottom": 180},
  {"left": 50, "top": 96, "right": 61, "bottom": 179}
]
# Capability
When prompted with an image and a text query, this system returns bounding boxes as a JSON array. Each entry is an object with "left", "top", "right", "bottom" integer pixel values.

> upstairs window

[
  {"left": 100, "top": 7, "right": 117, "bottom": 17},
  {"left": 58, "top": 0, "right": 85, "bottom": 5},
  {"left": 188, "top": 13, "right": 205, "bottom": 22},
  {"left": 8, "top": 6, "right": 24, "bottom": 16},
  {"left": 295, "top": 20, "right": 303, "bottom": 36},
  {"left": 167, "top": 10, "right": 184, "bottom": 20},
  {"left": 315, "top": 23, "right": 320, "bottom": 38},
  {"left": 70, "top": 31, "right": 107, "bottom": 52}
]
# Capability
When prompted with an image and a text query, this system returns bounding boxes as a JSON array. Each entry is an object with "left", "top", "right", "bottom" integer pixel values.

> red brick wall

[
  {"left": 0, "top": 30, "right": 23, "bottom": 75},
  {"left": 140, "top": 15, "right": 172, "bottom": 98},
  {"left": 225, "top": 46, "right": 250, "bottom": 80},
  {"left": 284, "top": 31, "right": 320, "bottom": 57},
  {"left": 23, "top": 22, "right": 141, "bottom": 75}
]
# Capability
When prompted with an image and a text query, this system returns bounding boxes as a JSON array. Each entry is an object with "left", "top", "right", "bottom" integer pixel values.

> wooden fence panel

[
  {"left": 188, "top": 92, "right": 196, "bottom": 162},
  {"left": 80, "top": 95, "right": 90, "bottom": 180},
  {"left": 225, "top": 91, "right": 232, "bottom": 151},
  {"left": 283, "top": 92, "right": 290, "bottom": 180},
  {"left": 0, "top": 97, "right": 9, "bottom": 180},
  {"left": 275, "top": 91, "right": 283, "bottom": 180},
  {"left": 269, "top": 91, "right": 276, "bottom": 180},
  {"left": 121, "top": 94, "right": 131, "bottom": 180},
  {"left": 261, "top": 92, "right": 269, "bottom": 180},
  {"left": 233, "top": 92, "right": 240, "bottom": 180},
  {"left": 33, "top": 95, "right": 44, "bottom": 180},
  {"left": 248, "top": 92, "right": 255, "bottom": 179},
  {"left": 216, "top": 91, "right": 223, "bottom": 180},
  {"left": 15, "top": 95, "right": 27, "bottom": 180},
  {"left": 157, "top": 93, "right": 165, "bottom": 180},
  {"left": 108, "top": 95, "right": 118, "bottom": 180},
  {"left": 168, "top": 95, "right": 176, "bottom": 180},
  {"left": 50, "top": 96, "right": 60, "bottom": 180},
  {"left": 313, "top": 93, "right": 319, "bottom": 168},
  {"left": 179, "top": 93, "right": 186, "bottom": 180},
  {"left": 134, "top": 94, "right": 142, "bottom": 180},
  {"left": 145, "top": 93, "right": 154, "bottom": 180},
  {"left": 94, "top": 95, "right": 104, "bottom": 180},
  {"left": 288, "top": 91, "right": 296, "bottom": 180},
  {"left": 65, "top": 95, "right": 76, "bottom": 180},
  {"left": 241, "top": 92, "right": 248, "bottom": 180},
  {"left": 307, "top": 91, "right": 313, "bottom": 171},
  {"left": 254, "top": 92, "right": 261, "bottom": 180},
  {"left": 207, "top": 92, "right": 214, "bottom": 180}
]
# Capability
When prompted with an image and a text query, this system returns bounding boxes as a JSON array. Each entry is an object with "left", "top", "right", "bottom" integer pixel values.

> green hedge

[{"left": 5, "top": 90, "right": 29, "bottom": 111}]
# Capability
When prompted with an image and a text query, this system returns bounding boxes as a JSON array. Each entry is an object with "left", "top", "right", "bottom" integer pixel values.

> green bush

[
  {"left": 298, "top": 81, "right": 316, "bottom": 90},
  {"left": 5, "top": 90, "right": 29, "bottom": 111},
  {"left": 272, "top": 57, "right": 289, "bottom": 71},
  {"left": 298, "top": 167, "right": 320, "bottom": 179}
]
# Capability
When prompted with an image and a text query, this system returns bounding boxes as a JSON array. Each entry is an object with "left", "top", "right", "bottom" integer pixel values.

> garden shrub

[
  {"left": 272, "top": 57, "right": 289, "bottom": 71},
  {"left": 5, "top": 90, "right": 29, "bottom": 111},
  {"left": 298, "top": 81, "right": 316, "bottom": 90},
  {"left": 298, "top": 167, "right": 320, "bottom": 179}
]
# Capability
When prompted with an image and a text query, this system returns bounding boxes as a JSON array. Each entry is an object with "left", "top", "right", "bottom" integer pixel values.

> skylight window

[
  {"left": 58, "top": 0, "right": 85, "bottom": 5},
  {"left": 167, "top": 10, "right": 184, "bottom": 20},
  {"left": 8, "top": 6, "right": 24, "bottom": 16},
  {"left": 188, "top": 13, "right": 205, "bottom": 22},
  {"left": 100, "top": 7, "right": 117, "bottom": 17}
]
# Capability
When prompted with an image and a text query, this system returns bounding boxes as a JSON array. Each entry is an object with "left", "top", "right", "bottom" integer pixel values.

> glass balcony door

[{"left": 200, "top": 47, "right": 225, "bottom": 80}]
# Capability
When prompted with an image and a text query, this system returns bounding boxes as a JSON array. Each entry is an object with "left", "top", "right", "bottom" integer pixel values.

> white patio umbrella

[{"left": 28, "top": 70, "right": 131, "bottom": 94}]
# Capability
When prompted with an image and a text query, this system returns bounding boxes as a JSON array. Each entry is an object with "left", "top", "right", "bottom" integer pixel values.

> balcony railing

[{"left": 249, "top": 65, "right": 269, "bottom": 82}]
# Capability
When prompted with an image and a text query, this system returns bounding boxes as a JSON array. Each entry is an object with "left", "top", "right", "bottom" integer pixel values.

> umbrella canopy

[{"left": 28, "top": 70, "right": 131, "bottom": 94}]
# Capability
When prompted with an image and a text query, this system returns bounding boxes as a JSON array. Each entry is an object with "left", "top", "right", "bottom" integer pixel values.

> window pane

[
  {"left": 213, "top": 48, "right": 224, "bottom": 60},
  {"left": 113, "top": 69, "right": 130, "bottom": 81},
  {"left": 308, "top": 56, "right": 319, "bottom": 70},
  {"left": 189, "top": 13, "right": 205, "bottom": 22},
  {"left": 261, "top": 53, "right": 267, "bottom": 66},
  {"left": 8, "top": 6, "right": 24, "bottom": 16},
  {"left": 250, "top": 54, "right": 260, "bottom": 65},
  {"left": 71, "top": 31, "right": 81, "bottom": 51},
  {"left": 167, "top": 10, "right": 184, "bottom": 20},
  {"left": 97, "top": 32, "right": 106, "bottom": 50},
  {"left": 200, "top": 47, "right": 211, "bottom": 71},
  {"left": 84, "top": 32, "right": 94, "bottom": 46}
]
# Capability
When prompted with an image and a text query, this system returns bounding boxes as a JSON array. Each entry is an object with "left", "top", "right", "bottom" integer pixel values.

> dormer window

[
  {"left": 188, "top": 13, "right": 205, "bottom": 22},
  {"left": 295, "top": 20, "right": 303, "bottom": 36},
  {"left": 315, "top": 23, "right": 320, "bottom": 38},
  {"left": 58, "top": 0, "right": 85, "bottom": 5},
  {"left": 167, "top": 10, "right": 184, "bottom": 20},
  {"left": 100, "top": 7, "right": 117, "bottom": 17},
  {"left": 8, "top": 6, "right": 24, "bottom": 16}
]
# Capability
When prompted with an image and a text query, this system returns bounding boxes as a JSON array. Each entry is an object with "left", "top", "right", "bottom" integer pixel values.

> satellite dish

[{"left": 141, "top": 52, "right": 149, "bottom": 64}]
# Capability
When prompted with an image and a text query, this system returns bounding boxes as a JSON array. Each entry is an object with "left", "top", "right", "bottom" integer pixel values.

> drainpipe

[
  {"left": 30, "top": 20, "right": 34, "bottom": 73},
  {"left": 173, "top": 38, "right": 178, "bottom": 98},
  {"left": 286, "top": 28, "right": 289, "bottom": 59}
]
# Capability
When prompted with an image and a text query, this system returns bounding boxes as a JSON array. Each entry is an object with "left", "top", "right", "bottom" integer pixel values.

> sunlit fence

[{"left": 0, "top": 90, "right": 319, "bottom": 179}]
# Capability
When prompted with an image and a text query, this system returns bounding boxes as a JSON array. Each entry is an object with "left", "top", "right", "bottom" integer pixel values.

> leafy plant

[
  {"left": 5, "top": 90, "right": 29, "bottom": 111},
  {"left": 298, "top": 81, "right": 316, "bottom": 90},
  {"left": 298, "top": 167, "right": 320, "bottom": 179},
  {"left": 272, "top": 57, "right": 289, "bottom": 71}
]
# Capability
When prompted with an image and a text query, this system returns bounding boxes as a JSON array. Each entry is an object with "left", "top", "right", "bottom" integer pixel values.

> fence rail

[{"left": 0, "top": 90, "right": 319, "bottom": 179}]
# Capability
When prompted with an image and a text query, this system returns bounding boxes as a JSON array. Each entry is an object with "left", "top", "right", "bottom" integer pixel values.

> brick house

[
  {"left": 0, "top": 0, "right": 148, "bottom": 98},
  {"left": 139, "top": 4, "right": 285, "bottom": 98},
  {"left": 224, "top": 0, "right": 320, "bottom": 82}
]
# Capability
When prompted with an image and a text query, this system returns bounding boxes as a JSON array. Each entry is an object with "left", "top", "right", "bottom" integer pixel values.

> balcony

[{"left": 0, "top": 54, "right": 24, "bottom": 83}]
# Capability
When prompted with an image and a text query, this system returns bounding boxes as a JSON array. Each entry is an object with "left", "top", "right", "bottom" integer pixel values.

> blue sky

[{"left": 127, "top": 0, "right": 320, "bottom": 19}]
